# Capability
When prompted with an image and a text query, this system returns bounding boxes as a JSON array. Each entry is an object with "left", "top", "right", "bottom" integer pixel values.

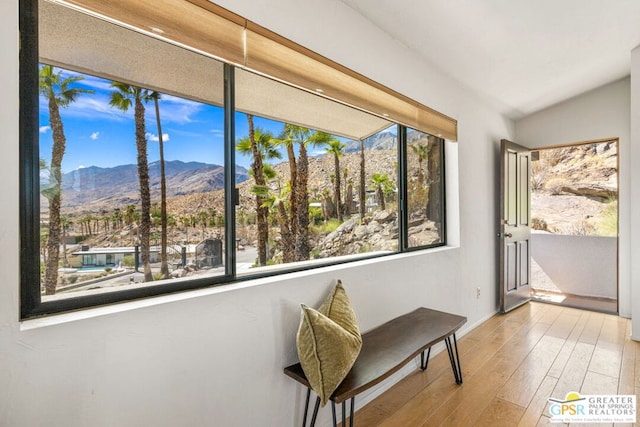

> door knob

[{"left": 504, "top": 233, "right": 513, "bottom": 238}]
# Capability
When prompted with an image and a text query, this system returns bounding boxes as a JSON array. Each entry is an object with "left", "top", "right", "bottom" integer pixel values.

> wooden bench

[{"left": 284, "top": 307, "right": 467, "bottom": 427}]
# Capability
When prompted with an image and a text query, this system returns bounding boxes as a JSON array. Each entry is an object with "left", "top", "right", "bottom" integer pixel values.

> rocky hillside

[
  {"left": 531, "top": 141, "right": 617, "bottom": 235},
  {"left": 168, "top": 148, "right": 397, "bottom": 217}
]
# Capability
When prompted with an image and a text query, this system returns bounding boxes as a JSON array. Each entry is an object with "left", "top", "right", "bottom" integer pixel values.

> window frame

[{"left": 19, "top": 0, "right": 447, "bottom": 319}]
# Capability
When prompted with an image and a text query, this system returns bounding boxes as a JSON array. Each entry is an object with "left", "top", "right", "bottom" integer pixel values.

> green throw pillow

[
  {"left": 296, "top": 281, "right": 362, "bottom": 406},
  {"left": 318, "top": 280, "right": 361, "bottom": 339}
]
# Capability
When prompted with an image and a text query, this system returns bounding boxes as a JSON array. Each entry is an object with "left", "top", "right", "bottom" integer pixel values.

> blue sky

[{"left": 39, "top": 66, "right": 293, "bottom": 173}]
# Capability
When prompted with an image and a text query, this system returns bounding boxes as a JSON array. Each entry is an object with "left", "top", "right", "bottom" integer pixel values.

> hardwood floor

[{"left": 351, "top": 302, "right": 638, "bottom": 426}]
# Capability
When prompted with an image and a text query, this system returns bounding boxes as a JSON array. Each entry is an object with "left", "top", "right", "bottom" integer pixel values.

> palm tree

[
  {"left": 281, "top": 125, "right": 334, "bottom": 261},
  {"left": 151, "top": 92, "right": 169, "bottom": 278},
  {"left": 125, "top": 204, "right": 137, "bottom": 226},
  {"left": 262, "top": 184, "right": 295, "bottom": 263},
  {"left": 59, "top": 215, "right": 72, "bottom": 267},
  {"left": 371, "top": 173, "right": 393, "bottom": 211},
  {"left": 112, "top": 208, "right": 123, "bottom": 230},
  {"left": 237, "top": 115, "right": 281, "bottom": 266},
  {"left": 39, "top": 65, "right": 93, "bottom": 295},
  {"left": 277, "top": 128, "right": 298, "bottom": 243},
  {"left": 410, "top": 143, "right": 428, "bottom": 183},
  {"left": 109, "top": 82, "right": 154, "bottom": 282},
  {"left": 325, "top": 138, "right": 345, "bottom": 221},
  {"left": 426, "top": 135, "right": 442, "bottom": 225}
]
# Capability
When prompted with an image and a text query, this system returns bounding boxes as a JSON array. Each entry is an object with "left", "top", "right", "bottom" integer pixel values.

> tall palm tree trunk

[
  {"left": 43, "top": 97, "right": 65, "bottom": 295},
  {"left": 135, "top": 97, "right": 153, "bottom": 282},
  {"left": 247, "top": 115, "right": 268, "bottom": 266},
  {"left": 277, "top": 201, "right": 295, "bottom": 263},
  {"left": 426, "top": 136, "right": 442, "bottom": 226},
  {"left": 333, "top": 154, "right": 342, "bottom": 221},
  {"left": 376, "top": 185, "right": 386, "bottom": 211},
  {"left": 285, "top": 143, "right": 298, "bottom": 243},
  {"left": 294, "top": 144, "right": 310, "bottom": 261},
  {"left": 154, "top": 97, "right": 169, "bottom": 278}
]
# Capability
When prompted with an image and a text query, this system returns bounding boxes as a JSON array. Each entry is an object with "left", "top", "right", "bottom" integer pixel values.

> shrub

[
  {"left": 544, "top": 177, "right": 569, "bottom": 195},
  {"left": 561, "top": 220, "right": 596, "bottom": 236},
  {"left": 122, "top": 255, "right": 135, "bottom": 267},
  {"left": 104, "top": 267, "right": 112, "bottom": 273},
  {"left": 531, "top": 217, "right": 548, "bottom": 232},
  {"left": 311, "top": 218, "right": 342, "bottom": 235},
  {"left": 596, "top": 200, "right": 618, "bottom": 237}
]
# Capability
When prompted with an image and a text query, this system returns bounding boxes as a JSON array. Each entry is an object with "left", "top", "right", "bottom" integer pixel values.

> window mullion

[
  {"left": 224, "top": 64, "right": 236, "bottom": 278},
  {"left": 398, "top": 125, "right": 408, "bottom": 251}
]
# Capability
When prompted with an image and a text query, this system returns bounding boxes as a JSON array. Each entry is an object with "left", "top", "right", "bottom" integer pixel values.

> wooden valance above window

[{"left": 55, "top": 0, "right": 458, "bottom": 141}]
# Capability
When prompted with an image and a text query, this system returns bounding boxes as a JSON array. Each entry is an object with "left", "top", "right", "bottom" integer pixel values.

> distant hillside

[
  {"left": 344, "top": 130, "right": 397, "bottom": 153},
  {"left": 54, "top": 129, "right": 431, "bottom": 216},
  {"left": 59, "top": 160, "right": 249, "bottom": 212},
  {"left": 343, "top": 129, "right": 427, "bottom": 153}
]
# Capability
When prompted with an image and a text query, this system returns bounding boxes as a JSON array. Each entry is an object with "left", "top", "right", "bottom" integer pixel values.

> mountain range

[
  {"left": 59, "top": 160, "right": 249, "bottom": 210},
  {"left": 55, "top": 130, "right": 427, "bottom": 213}
]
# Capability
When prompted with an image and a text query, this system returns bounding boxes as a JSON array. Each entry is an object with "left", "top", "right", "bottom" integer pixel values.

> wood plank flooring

[{"left": 349, "top": 302, "right": 639, "bottom": 426}]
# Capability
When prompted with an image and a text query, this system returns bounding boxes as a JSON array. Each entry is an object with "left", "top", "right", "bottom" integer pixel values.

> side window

[
  {"left": 234, "top": 69, "right": 396, "bottom": 274},
  {"left": 36, "top": 1, "right": 228, "bottom": 303},
  {"left": 406, "top": 129, "right": 445, "bottom": 248}
]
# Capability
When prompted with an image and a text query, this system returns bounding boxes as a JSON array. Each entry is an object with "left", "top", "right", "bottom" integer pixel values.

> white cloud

[
  {"left": 39, "top": 126, "right": 50, "bottom": 133},
  {"left": 146, "top": 132, "right": 170, "bottom": 142},
  {"left": 150, "top": 94, "right": 204, "bottom": 125},
  {"left": 90, "top": 131, "right": 100, "bottom": 140},
  {"left": 78, "top": 165, "right": 85, "bottom": 169},
  {"left": 40, "top": 92, "right": 129, "bottom": 122}
]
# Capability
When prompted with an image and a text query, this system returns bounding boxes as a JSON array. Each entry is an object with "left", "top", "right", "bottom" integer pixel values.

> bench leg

[
  {"left": 303, "top": 391, "right": 321, "bottom": 427},
  {"left": 420, "top": 347, "right": 431, "bottom": 371},
  {"left": 445, "top": 334, "right": 463, "bottom": 385},
  {"left": 350, "top": 397, "right": 355, "bottom": 427},
  {"left": 331, "top": 397, "right": 355, "bottom": 427},
  {"left": 331, "top": 401, "right": 337, "bottom": 427},
  {"left": 303, "top": 388, "right": 311, "bottom": 427}
]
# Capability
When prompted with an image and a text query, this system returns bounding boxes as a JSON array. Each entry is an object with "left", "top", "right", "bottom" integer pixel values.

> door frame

[{"left": 528, "top": 137, "right": 620, "bottom": 314}]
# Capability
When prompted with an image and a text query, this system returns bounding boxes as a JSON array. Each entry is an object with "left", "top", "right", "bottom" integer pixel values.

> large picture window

[{"left": 20, "top": 0, "right": 448, "bottom": 318}]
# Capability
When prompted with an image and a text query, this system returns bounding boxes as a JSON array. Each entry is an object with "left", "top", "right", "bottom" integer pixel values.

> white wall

[
  {"left": 0, "top": 1, "right": 512, "bottom": 426},
  {"left": 531, "top": 234, "right": 617, "bottom": 299},
  {"left": 631, "top": 45, "right": 640, "bottom": 339},
  {"left": 515, "top": 78, "right": 632, "bottom": 318}
]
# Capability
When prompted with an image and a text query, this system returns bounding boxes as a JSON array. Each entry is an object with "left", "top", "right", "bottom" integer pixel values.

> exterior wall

[
  {"left": 0, "top": 1, "right": 513, "bottom": 426},
  {"left": 531, "top": 234, "right": 617, "bottom": 299},
  {"left": 515, "top": 78, "right": 631, "bottom": 318}
]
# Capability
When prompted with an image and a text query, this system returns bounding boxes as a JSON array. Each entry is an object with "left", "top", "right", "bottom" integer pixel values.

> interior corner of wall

[{"left": 445, "top": 141, "right": 460, "bottom": 246}]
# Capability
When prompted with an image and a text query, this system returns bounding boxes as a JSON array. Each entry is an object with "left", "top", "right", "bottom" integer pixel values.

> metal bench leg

[
  {"left": 452, "top": 334, "right": 463, "bottom": 384},
  {"left": 350, "top": 397, "right": 355, "bottom": 427},
  {"left": 309, "top": 395, "right": 321, "bottom": 427},
  {"left": 331, "top": 401, "right": 337, "bottom": 427},
  {"left": 420, "top": 347, "right": 431, "bottom": 371},
  {"left": 445, "top": 334, "right": 463, "bottom": 385},
  {"left": 302, "top": 388, "right": 311, "bottom": 427}
]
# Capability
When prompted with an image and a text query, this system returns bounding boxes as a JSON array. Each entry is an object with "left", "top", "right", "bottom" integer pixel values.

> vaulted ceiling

[{"left": 339, "top": 0, "right": 640, "bottom": 119}]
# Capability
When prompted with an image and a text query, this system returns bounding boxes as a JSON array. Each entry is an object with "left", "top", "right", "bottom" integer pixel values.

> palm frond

[
  {"left": 251, "top": 184, "right": 271, "bottom": 196},
  {"left": 109, "top": 89, "right": 132, "bottom": 112}
]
